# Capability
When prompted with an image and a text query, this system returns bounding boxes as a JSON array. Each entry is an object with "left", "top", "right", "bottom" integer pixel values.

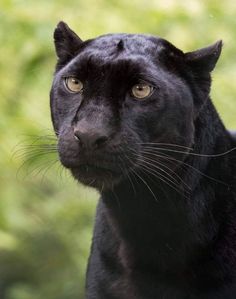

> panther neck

[{"left": 101, "top": 99, "right": 234, "bottom": 272}]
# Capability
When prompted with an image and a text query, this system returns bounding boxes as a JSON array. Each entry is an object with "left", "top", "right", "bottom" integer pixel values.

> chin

[{"left": 70, "top": 165, "right": 123, "bottom": 191}]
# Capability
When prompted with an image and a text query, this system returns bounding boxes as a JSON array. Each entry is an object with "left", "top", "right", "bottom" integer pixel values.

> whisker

[
  {"left": 15, "top": 150, "right": 58, "bottom": 162},
  {"left": 17, "top": 143, "right": 57, "bottom": 148},
  {"left": 130, "top": 167, "right": 159, "bottom": 202},
  {"left": 118, "top": 155, "right": 137, "bottom": 196},
  {"left": 88, "top": 179, "right": 96, "bottom": 187},
  {"left": 14, "top": 133, "right": 59, "bottom": 181},
  {"left": 12, "top": 137, "right": 57, "bottom": 159},
  {"left": 145, "top": 157, "right": 191, "bottom": 191},
  {"left": 17, "top": 157, "right": 59, "bottom": 181},
  {"left": 37, "top": 159, "right": 59, "bottom": 184},
  {"left": 139, "top": 150, "right": 191, "bottom": 188},
  {"left": 121, "top": 147, "right": 142, "bottom": 186},
  {"left": 14, "top": 146, "right": 57, "bottom": 155},
  {"left": 135, "top": 156, "right": 183, "bottom": 189},
  {"left": 58, "top": 164, "right": 70, "bottom": 181},
  {"left": 135, "top": 159, "right": 190, "bottom": 197},
  {"left": 147, "top": 156, "right": 191, "bottom": 191},
  {"left": 141, "top": 145, "right": 236, "bottom": 158},
  {"left": 130, "top": 150, "right": 191, "bottom": 192},
  {"left": 139, "top": 142, "right": 194, "bottom": 151},
  {"left": 141, "top": 148, "right": 230, "bottom": 187},
  {"left": 13, "top": 136, "right": 57, "bottom": 152}
]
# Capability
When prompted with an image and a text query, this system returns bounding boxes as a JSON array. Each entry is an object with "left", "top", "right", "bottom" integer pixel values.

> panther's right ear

[{"left": 54, "top": 21, "right": 83, "bottom": 64}]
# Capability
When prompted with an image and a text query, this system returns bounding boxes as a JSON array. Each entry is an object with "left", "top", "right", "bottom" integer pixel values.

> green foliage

[{"left": 0, "top": 0, "right": 236, "bottom": 298}]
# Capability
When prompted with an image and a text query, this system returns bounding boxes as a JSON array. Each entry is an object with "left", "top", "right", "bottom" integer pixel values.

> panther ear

[
  {"left": 54, "top": 21, "right": 83, "bottom": 63},
  {"left": 185, "top": 40, "right": 223, "bottom": 73}
]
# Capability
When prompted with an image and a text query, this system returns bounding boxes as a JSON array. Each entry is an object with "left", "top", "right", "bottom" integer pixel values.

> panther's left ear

[
  {"left": 185, "top": 40, "right": 223, "bottom": 73},
  {"left": 54, "top": 21, "right": 83, "bottom": 63}
]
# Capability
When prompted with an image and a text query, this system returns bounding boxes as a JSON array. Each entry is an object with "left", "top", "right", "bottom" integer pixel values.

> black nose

[{"left": 74, "top": 129, "right": 109, "bottom": 149}]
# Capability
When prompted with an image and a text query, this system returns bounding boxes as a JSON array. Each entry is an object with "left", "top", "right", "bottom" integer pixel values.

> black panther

[{"left": 50, "top": 21, "right": 236, "bottom": 298}]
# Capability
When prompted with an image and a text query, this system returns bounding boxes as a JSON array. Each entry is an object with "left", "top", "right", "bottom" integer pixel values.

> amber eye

[
  {"left": 64, "top": 77, "right": 83, "bottom": 93},
  {"left": 131, "top": 83, "right": 153, "bottom": 99}
]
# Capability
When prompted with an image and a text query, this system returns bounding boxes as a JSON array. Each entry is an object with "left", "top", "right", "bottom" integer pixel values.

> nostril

[
  {"left": 73, "top": 129, "right": 109, "bottom": 149},
  {"left": 74, "top": 131, "right": 81, "bottom": 142},
  {"left": 94, "top": 136, "right": 108, "bottom": 148}
]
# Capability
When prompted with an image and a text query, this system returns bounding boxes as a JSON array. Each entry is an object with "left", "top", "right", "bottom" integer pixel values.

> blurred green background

[{"left": 0, "top": 0, "right": 236, "bottom": 298}]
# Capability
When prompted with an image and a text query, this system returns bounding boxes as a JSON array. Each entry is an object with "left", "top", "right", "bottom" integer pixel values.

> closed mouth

[
  {"left": 70, "top": 163, "right": 123, "bottom": 190},
  {"left": 70, "top": 162, "right": 122, "bottom": 180},
  {"left": 76, "top": 163, "right": 120, "bottom": 175}
]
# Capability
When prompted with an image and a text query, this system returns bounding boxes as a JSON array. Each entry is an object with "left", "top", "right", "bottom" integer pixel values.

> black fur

[{"left": 50, "top": 22, "right": 236, "bottom": 298}]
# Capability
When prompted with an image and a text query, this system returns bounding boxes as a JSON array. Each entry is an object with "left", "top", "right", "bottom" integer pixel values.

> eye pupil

[{"left": 72, "top": 79, "right": 79, "bottom": 84}]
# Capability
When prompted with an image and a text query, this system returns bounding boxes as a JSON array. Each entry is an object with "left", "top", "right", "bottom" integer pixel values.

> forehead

[
  {"left": 64, "top": 34, "right": 167, "bottom": 76},
  {"left": 84, "top": 33, "right": 160, "bottom": 56}
]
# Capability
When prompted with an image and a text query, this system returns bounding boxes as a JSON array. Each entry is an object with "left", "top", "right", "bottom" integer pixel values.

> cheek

[
  {"left": 131, "top": 99, "right": 195, "bottom": 147},
  {"left": 51, "top": 87, "right": 83, "bottom": 130},
  {"left": 152, "top": 106, "right": 195, "bottom": 146},
  {"left": 123, "top": 102, "right": 163, "bottom": 143},
  {"left": 53, "top": 101, "right": 81, "bottom": 135}
]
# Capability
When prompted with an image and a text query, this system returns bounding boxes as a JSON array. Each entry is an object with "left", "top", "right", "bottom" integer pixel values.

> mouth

[{"left": 70, "top": 163, "right": 123, "bottom": 190}]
